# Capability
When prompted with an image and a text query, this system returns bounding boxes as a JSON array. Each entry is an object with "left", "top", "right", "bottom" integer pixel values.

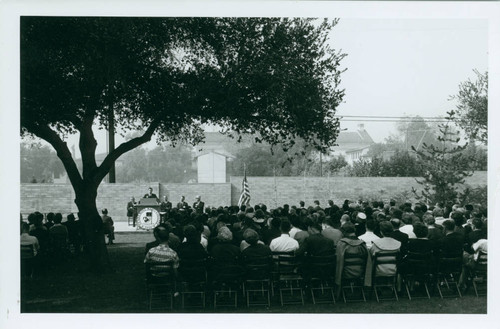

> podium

[{"left": 136, "top": 198, "right": 161, "bottom": 230}]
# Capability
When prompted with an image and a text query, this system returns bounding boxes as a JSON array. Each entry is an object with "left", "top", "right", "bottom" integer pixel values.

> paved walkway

[{"left": 114, "top": 221, "right": 153, "bottom": 233}]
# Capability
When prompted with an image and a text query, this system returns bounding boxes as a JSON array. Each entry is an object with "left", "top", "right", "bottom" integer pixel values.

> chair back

[
  {"left": 342, "top": 248, "right": 367, "bottom": 280},
  {"left": 145, "top": 260, "right": 176, "bottom": 284},
  {"left": 475, "top": 250, "right": 487, "bottom": 273},
  {"left": 437, "top": 253, "right": 462, "bottom": 275},
  {"left": 372, "top": 251, "right": 399, "bottom": 277},
  {"left": 402, "top": 251, "right": 433, "bottom": 275},
  {"left": 243, "top": 255, "right": 272, "bottom": 280},
  {"left": 276, "top": 253, "right": 302, "bottom": 278},
  {"left": 21, "top": 244, "right": 35, "bottom": 259},
  {"left": 179, "top": 258, "right": 207, "bottom": 283},
  {"left": 211, "top": 256, "right": 245, "bottom": 283},
  {"left": 308, "top": 255, "right": 336, "bottom": 280}
]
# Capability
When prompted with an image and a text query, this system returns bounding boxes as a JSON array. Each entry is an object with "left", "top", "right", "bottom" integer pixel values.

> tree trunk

[{"left": 74, "top": 184, "right": 111, "bottom": 272}]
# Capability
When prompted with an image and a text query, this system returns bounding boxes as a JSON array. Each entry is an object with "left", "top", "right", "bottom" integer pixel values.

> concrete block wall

[
  {"left": 230, "top": 171, "right": 487, "bottom": 208},
  {"left": 20, "top": 171, "right": 486, "bottom": 221},
  {"left": 20, "top": 182, "right": 231, "bottom": 222}
]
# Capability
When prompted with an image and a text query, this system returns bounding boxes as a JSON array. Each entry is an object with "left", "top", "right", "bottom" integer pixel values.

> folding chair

[
  {"left": 211, "top": 257, "right": 245, "bottom": 309},
  {"left": 339, "top": 251, "right": 368, "bottom": 303},
  {"left": 276, "top": 253, "right": 304, "bottom": 306},
  {"left": 371, "top": 251, "right": 399, "bottom": 302},
  {"left": 145, "top": 261, "right": 177, "bottom": 311},
  {"left": 242, "top": 255, "right": 272, "bottom": 307},
  {"left": 400, "top": 251, "right": 433, "bottom": 300},
  {"left": 436, "top": 254, "right": 462, "bottom": 299},
  {"left": 307, "top": 255, "right": 336, "bottom": 304},
  {"left": 179, "top": 258, "right": 207, "bottom": 308},
  {"left": 21, "top": 244, "right": 35, "bottom": 279},
  {"left": 471, "top": 250, "right": 487, "bottom": 297}
]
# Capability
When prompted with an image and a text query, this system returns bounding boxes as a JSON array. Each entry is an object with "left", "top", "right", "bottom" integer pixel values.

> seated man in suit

[{"left": 193, "top": 195, "right": 205, "bottom": 214}]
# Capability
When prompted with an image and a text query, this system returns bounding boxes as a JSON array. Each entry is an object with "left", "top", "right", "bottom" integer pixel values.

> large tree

[
  {"left": 450, "top": 70, "right": 488, "bottom": 144},
  {"left": 21, "top": 17, "right": 346, "bottom": 270}
]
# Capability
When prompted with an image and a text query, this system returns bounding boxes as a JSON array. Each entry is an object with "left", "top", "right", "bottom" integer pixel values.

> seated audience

[
  {"left": 296, "top": 217, "right": 335, "bottom": 257},
  {"left": 210, "top": 226, "right": 240, "bottom": 261},
  {"left": 177, "top": 225, "right": 208, "bottom": 261},
  {"left": 241, "top": 229, "right": 271, "bottom": 259}
]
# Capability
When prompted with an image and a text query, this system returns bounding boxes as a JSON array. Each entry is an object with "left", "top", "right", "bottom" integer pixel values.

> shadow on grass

[{"left": 21, "top": 233, "right": 487, "bottom": 314}]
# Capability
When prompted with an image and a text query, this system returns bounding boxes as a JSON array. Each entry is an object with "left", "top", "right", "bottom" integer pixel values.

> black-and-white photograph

[{"left": 1, "top": 1, "right": 499, "bottom": 328}]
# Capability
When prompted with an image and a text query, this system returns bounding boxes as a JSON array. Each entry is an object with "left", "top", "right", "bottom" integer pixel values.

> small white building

[
  {"left": 195, "top": 151, "right": 235, "bottom": 183},
  {"left": 329, "top": 124, "right": 375, "bottom": 165}
]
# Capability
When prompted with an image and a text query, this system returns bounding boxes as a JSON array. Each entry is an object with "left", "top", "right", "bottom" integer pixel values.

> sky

[{"left": 332, "top": 18, "right": 488, "bottom": 142}]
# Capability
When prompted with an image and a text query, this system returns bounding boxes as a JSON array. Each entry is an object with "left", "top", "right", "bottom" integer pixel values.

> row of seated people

[
  {"left": 143, "top": 205, "right": 487, "bottom": 300},
  {"left": 21, "top": 212, "right": 84, "bottom": 277}
]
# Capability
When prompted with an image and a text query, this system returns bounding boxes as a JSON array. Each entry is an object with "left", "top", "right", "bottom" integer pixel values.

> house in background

[{"left": 329, "top": 124, "right": 375, "bottom": 165}]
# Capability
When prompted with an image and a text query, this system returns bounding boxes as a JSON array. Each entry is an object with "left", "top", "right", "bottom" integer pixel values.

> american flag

[{"left": 238, "top": 171, "right": 250, "bottom": 207}]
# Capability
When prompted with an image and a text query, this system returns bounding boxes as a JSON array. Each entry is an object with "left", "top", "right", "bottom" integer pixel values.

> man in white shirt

[
  {"left": 399, "top": 213, "right": 417, "bottom": 239},
  {"left": 270, "top": 220, "right": 299, "bottom": 252},
  {"left": 358, "top": 219, "right": 379, "bottom": 249}
]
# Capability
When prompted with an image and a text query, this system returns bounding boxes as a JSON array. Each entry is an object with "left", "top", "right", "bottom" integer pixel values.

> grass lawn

[{"left": 21, "top": 232, "right": 487, "bottom": 314}]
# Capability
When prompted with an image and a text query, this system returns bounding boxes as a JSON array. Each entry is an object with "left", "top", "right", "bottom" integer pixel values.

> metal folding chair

[
  {"left": 307, "top": 255, "right": 336, "bottom": 304},
  {"left": 471, "top": 250, "right": 487, "bottom": 297},
  {"left": 436, "top": 254, "right": 462, "bottom": 299},
  {"left": 145, "top": 261, "right": 177, "bottom": 311},
  {"left": 371, "top": 251, "right": 399, "bottom": 302},
  {"left": 339, "top": 251, "right": 368, "bottom": 303},
  {"left": 276, "top": 253, "right": 304, "bottom": 306},
  {"left": 242, "top": 255, "right": 272, "bottom": 307},
  {"left": 400, "top": 251, "right": 433, "bottom": 300},
  {"left": 179, "top": 258, "right": 207, "bottom": 308}
]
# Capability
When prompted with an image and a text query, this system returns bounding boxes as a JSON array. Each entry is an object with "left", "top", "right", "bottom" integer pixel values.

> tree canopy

[
  {"left": 21, "top": 17, "right": 346, "bottom": 191},
  {"left": 450, "top": 70, "right": 488, "bottom": 144},
  {"left": 21, "top": 17, "right": 347, "bottom": 270}
]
